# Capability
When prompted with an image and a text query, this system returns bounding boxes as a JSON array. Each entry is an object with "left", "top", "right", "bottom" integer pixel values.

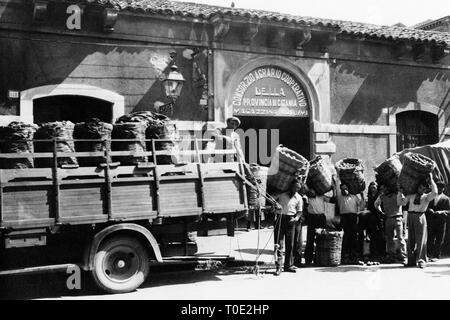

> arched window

[{"left": 396, "top": 111, "right": 438, "bottom": 151}]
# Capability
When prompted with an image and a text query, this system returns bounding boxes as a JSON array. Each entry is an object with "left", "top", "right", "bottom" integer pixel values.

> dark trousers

[
  {"left": 427, "top": 213, "right": 447, "bottom": 259},
  {"left": 341, "top": 213, "right": 358, "bottom": 258},
  {"left": 304, "top": 213, "right": 326, "bottom": 264},
  {"left": 357, "top": 211, "right": 386, "bottom": 258},
  {"left": 274, "top": 214, "right": 296, "bottom": 269},
  {"left": 407, "top": 212, "right": 427, "bottom": 264},
  {"left": 293, "top": 219, "right": 303, "bottom": 265}
]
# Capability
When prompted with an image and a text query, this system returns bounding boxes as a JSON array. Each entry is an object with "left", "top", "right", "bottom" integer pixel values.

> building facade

[{"left": 0, "top": 0, "right": 449, "bottom": 183}]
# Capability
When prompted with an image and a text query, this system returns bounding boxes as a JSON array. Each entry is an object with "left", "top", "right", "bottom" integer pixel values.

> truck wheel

[{"left": 92, "top": 236, "right": 150, "bottom": 294}]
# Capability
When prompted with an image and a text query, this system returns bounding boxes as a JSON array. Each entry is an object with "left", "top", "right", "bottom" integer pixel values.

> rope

[{"left": 232, "top": 139, "right": 282, "bottom": 275}]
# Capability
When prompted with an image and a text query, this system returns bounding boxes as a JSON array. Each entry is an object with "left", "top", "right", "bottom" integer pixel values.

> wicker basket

[
  {"left": 267, "top": 145, "right": 309, "bottom": 192},
  {"left": 374, "top": 155, "right": 402, "bottom": 187},
  {"left": 398, "top": 152, "right": 436, "bottom": 195},
  {"left": 314, "top": 229, "right": 344, "bottom": 267},
  {"left": 246, "top": 164, "right": 269, "bottom": 208},
  {"left": 335, "top": 158, "right": 365, "bottom": 195},
  {"left": 307, "top": 156, "right": 333, "bottom": 195}
]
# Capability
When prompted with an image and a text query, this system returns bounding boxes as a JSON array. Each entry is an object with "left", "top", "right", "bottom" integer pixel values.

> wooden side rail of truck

[{"left": 0, "top": 138, "right": 249, "bottom": 293}]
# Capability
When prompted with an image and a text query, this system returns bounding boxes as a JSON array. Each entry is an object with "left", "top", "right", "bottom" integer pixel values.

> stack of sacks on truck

[
  {"left": 374, "top": 155, "right": 402, "bottom": 190},
  {"left": 0, "top": 121, "right": 38, "bottom": 169},
  {"left": 267, "top": 144, "right": 309, "bottom": 192},
  {"left": 143, "top": 113, "right": 180, "bottom": 165},
  {"left": 112, "top": 120, "right": 147, "bottom": 165},
  {"left": 34, "top": 121, "right": 78, "bottom": 168},
  {"left": 73, "top": 118, "right": 113, "bottom": 167},
  {"left": 398, "top": 152, "right": 436, "bottom": 195},
  {"left": 114, "top": 111, "right": 180, "bottom": 165},
  {"left": 335, "top": 158, "right": 365, "bottom": 194}
]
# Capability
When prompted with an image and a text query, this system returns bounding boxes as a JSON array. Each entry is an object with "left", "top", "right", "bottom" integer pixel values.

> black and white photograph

[{"left": 0, "top": 0, "right": 449, "bottom": 305}]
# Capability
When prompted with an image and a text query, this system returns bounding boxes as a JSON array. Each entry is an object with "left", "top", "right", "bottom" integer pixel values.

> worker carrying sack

[
  {"left": 0, "top": 122, "right": 38, "bottom": 169},
  {"left": 335, "top": 158, "right": 365, "bottom": 195},
  {"left": 267, "top": 145, "right": 309, "bottom": 192},
  {"left": 374, "top": 155, "right": 402, "bottom": 188},
  {"left": 398, "top": 152, "right": 436, "bottom": 195},
  {"left": 34, "top": 121, "right": 78, "bottom": 168},
  {"left": 74, "top": 118, "right": 113, "bottom": 167},
  {"left": 307, "top": 155, "right": 334, "bottom": 195}
]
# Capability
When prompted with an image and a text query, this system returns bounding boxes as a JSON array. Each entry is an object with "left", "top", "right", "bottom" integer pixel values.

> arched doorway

[
  {"left": 396, "top": 111, "right": 439, "bottom": 152},
  {"left": 20, "top": 84, "right": 125, "bottom": 124},
  {"left": 225, "top": 59, "right": 318, "bottom": 165},
  {"left": 33, "top": 95, "right": 113, "bottom": 124}
]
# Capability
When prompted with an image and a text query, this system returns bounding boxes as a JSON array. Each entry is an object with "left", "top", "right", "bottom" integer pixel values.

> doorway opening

[
  {"left": 33, "top": 95, "right": 113, "bottom": 124},
  {"left": 396, "top": 111, "right": 438, "bottom": 151},
  {"left": 238, "top": 116, "right": 310, "bottom": 166}
]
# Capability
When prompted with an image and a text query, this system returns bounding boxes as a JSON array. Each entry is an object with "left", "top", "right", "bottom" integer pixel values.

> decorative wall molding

[
  {"left": 319, "top": 33, "right": 337, "bottom": 53},
  {"left": 268, "top": 29, "right": 286, "bottom": 48},
  {"left": 431, "top": 45, "right": 450, "bottom": 63},
  {"left": 295, "top": 29, "right": 312, "bottom": 50},
  {"left": 241, "top": 23, "right": 259, "bottom": 46},
  {"left": 393, "top": 41, "right": 412, "bottom": 60},
  {"left": 212, "top": 17, "right": 230, "bottom": 42},
  {"left": 102, "top": 8, "right": 118, "bottom": 32},
  {"left": 32, "top": 0, "right": 48, "bottom": 24}
]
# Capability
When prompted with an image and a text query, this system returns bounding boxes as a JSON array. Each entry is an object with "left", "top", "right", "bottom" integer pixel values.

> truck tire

[{"left": 92, "top": 235, "right": 150, "bottom": 294}]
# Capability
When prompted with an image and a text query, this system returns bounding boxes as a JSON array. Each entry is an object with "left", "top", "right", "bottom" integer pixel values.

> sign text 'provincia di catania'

[{"left": 231, "top": 67, "right": 309, "bottom": 117}]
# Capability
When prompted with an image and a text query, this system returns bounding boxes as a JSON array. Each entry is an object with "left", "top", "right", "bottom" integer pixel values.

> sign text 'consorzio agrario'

[{"left": 231, "top": 67, "right": 309, "bottom": 117}]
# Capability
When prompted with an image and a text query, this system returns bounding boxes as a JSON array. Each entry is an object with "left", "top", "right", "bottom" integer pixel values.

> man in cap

[
  {"left": 426, "top": 180, "right": 449, "bottom": 262},
  {"left": 213, "top": 116, "right": 244, "bottom": 162}
]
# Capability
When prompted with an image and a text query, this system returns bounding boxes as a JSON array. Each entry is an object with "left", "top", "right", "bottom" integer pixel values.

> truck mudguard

[{"left": 82, "top": 223, "right": 163, "bottom": 271}]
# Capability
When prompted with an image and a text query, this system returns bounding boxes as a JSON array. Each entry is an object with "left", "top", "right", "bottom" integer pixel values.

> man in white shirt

[
  {"left": 273, "top": 180, "right": 304, "bottom": 275},
  {"left": 304, "top": 187, "right": 336, "bottom": 265},
  {"left": 401, "top": 172, "right": 437, "bottom": 268},
  {"left": 336, "top": 179, "right": 365, "bottom": 263}
]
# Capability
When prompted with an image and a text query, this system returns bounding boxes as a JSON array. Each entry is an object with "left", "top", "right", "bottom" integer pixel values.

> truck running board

[{"left": 0, "top": 263, "right": 78, "bottom": 276}]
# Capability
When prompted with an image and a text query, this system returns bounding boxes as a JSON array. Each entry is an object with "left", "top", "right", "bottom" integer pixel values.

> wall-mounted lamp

[
  {"left": 162, "top": 64, "right": 185, "bottom": 100},
  {"left": 158, "top": 64, "right": 185, "bottom": 117}
]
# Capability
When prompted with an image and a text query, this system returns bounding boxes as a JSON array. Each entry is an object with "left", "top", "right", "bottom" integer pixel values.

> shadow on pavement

[
  {"left": 0, "top": 272, "right": 101, "bottom": 300},
  {"left": 315, "top": 264, "right": 408, "bottom": 272},
  {"left": 0, "top": 263, "right": 257, "bottom": 299}
]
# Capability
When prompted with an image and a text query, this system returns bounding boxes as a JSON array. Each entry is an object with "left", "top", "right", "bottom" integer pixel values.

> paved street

[{"left": 2, "top": 228, "right": 450, "bottom": 300}]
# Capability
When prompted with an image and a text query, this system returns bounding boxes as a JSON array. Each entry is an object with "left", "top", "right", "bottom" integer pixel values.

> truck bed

[{"left": 0, "top": 140, "right": 248, "bottom": 230}]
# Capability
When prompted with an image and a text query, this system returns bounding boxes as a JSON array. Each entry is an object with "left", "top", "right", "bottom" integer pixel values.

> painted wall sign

[
  {"left": 66, "top": 4, "right": 81, "bottom": 30},
  {"left": 231, "top": 67, "right": 309, "bottom": 117}
]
